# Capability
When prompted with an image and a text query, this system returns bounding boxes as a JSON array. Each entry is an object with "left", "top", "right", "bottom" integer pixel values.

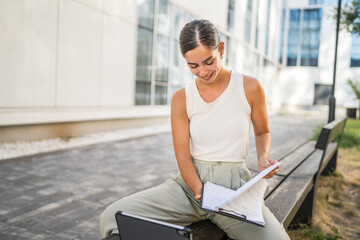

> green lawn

[{"left": 311, "top": 118, "right": 360, "bottom": 149}]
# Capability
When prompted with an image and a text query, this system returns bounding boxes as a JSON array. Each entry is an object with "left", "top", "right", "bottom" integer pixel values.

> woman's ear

[{"left": 219, "top": 41, "right": 225, "bottom": 57}]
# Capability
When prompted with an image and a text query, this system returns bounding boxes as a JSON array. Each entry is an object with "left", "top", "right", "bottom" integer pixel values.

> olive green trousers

[{"left": 99, "top": 160, "right": 290, "bottom": 240}]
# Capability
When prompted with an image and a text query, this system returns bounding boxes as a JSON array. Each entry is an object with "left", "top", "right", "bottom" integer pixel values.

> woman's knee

[{"left": 99, "top": 197, "right": 134, "bottom": 237}]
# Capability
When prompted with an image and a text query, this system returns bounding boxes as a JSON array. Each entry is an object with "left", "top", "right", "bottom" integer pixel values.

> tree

[
  {"left": 336, "top": 0, "right": 360, "bottom": 35},
  {"left": 347, "top": 79, "right": 360, "bottom": 117},
  {"left": 348, "top": 79, "right": 360, "bottom": 101}
]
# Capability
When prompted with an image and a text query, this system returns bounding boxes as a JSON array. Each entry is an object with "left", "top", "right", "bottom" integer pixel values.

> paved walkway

[{"left": 0, "top": 113, "right": 327, "bottom": 240}]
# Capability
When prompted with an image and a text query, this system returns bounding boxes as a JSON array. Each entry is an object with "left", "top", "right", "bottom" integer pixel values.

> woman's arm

[
  {"left": 244, "top": 75, "right": 278, "bottom": 179},
  {"left": 171, "top": 88, "right": 203, "bottom": 199}
]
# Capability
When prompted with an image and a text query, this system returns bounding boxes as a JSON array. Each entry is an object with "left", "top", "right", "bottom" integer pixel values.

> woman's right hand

[{"left": 258, "top": 156, "right": 279, "bottom": 179}]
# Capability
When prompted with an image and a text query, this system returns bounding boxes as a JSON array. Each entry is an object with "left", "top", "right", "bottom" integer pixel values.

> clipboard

[
  {"left": 200, "top": 189, "right": 266, "bottom": 228},
  {"left": 199, "top": 162, "right": 280, "bottom": 228}
]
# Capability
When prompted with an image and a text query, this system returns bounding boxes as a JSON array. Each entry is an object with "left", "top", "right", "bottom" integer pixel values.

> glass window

[
  {"left": 155, "top": 85, "right": 167, "bottom": 105},
  {"left": 285, "top": 8, "right": 322, "bottom": 67},
  {"left": 255, "top": 0, "right": 260, "bottom": 48},
  {"left": 350, "top": 34, "right": 360, "bottom": 67},
  {"left": 135, "top": 28, "right": 153, "bottom": 82},
  {"left": 172, "top": 6, "right": 184, "bottom": 88},
  {"left": 135, "top": 1, "right": 199, "bottom": 105},
  {"left": 311, "top": 0, "right": 336, "bottom": 5},
  {"left": 309, "top": 0, "right": 323, "bottom": 5},
  {"left": 169, "top": 6, "right": 193, "bottom": 101},
  {"left": 135, "top": 0, "right": 155, "bottom": 105},
  {"left": 155, "top": 35, "right": 169, "bottom": 82},
  {"left": 157, "top": 0, "right": 170, "bottom": 37},
  {"left": 135, "top": 81, "right": 151, "bottom": 105},
  {"left": 265, "top": 0, "right": 271, "bottom": 55},
  {"left": 287, "top": 9, "right": 301, "bottom": 66},
  {"left": 173, "top": 6, "right": 184, "bottom": 39},
  {"left": 279, "top": 9, "right": 286, "bottom": 64},
  {"left": 138, "top": 0, "right": 155, "bottom": 29},
  {"left": 225, "top": 36, "right": 236, "bottom": 69},
  {"left": 263, "top": 58, "right": 273, "bottom": 67},
  {"left": 172, "top": 40, "right": 182, "bottom": 86},
  {"left": 322, "top": 0, "right": 336, "bottom": 5},
  {"left": 301, "top": 9, "right": 322, "bottom": 66},
  {"left": 227, "top": 0, "right": 235, "bottom": 32},
  {"left": 245, "top": 0, "right": 252, "bottom": 43}
]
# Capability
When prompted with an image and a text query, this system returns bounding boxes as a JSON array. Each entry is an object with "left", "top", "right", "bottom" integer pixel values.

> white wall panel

[
  {"left": 318, "top": 14, "right": 336, "bottom": 69},
  {"left": 69, "top": 0, "right": 103, "bottom": 11},
  {"left": 104, "top": 0, "right": 137, "bottom": 22},
  {"left": 278, "top": 68, "right": 317, "bottom": 106},
  {"left": 0, "top": 0, "right": 57, "bottom": 107},
  {"left": 100, "top": 16, "right": 136, "bottom": 106},
  {"left": 56, "top": 0, "right": 102, "bottom": 106}
]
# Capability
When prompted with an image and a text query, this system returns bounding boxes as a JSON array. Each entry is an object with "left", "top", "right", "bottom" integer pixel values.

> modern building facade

[
  {"left": 0, "top": 0, "right": 359, "bottom": 141},
  {"left": 276, "top": 0, "right": 360, "bottom": 109}
]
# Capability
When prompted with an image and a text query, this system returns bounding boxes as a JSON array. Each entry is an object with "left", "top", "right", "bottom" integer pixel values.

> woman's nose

[{"left": 198, "top": 66, "right": 207, "bottom": 77}]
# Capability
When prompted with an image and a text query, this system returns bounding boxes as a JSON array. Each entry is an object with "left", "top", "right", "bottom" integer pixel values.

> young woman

[{"left": 99, "top": 19, "right": 290, "bottom": 240}]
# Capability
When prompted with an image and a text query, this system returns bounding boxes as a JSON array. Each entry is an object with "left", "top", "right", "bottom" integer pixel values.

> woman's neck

[{"left": 196, "top": 67, "right": 231, "bottom": 90}]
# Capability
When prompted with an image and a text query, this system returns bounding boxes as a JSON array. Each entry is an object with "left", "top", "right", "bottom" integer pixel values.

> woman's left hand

[
  {"left": 195, "top": 194, "right": 201, "bottom": 201},
  {"left": 258, "top": 156, "right": 279, "bottom": 179}
]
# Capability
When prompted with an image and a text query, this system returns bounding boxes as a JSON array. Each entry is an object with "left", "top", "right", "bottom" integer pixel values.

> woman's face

[{"left": 184, "top": 42, "right": 224, "bottom": 84}]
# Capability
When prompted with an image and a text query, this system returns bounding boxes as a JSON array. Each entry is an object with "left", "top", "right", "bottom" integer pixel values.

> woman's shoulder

[
  {"left": 241, "top": 74, "right": 264, "bottom": 108},
  {"left": 171, "top": 88, "right": 188, "bottom": 117},
  {"left": 242, "top": 74, "right": 262, "bottom": 95},
  {"left": 171, "top": 87, "right": 186, "bottom": 106},
  {"left": 231, "top": 70, "right": 260, "bottom": 90},
  {"left": 173, "top": 87, "right": 185, "bottom": 99}
]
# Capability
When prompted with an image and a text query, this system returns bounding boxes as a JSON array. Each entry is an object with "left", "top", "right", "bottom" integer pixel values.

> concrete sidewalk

[{"left": 0, "top": 112, "right": 328, "bottom": 240}]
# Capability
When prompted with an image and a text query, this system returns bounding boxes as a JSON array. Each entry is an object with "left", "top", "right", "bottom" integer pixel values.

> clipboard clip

[{"left": 218, "top": 208, "right": 247, "bottom": 220}]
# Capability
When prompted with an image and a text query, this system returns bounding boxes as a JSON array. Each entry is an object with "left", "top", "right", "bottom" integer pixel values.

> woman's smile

[{"left": 200, "top": 72, "right": 214, "bottom": 81}]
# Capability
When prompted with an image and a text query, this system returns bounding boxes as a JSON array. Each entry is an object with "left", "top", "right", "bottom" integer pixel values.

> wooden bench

[{"left": 189, "top": 117, "right": 347, "bottom": 240}]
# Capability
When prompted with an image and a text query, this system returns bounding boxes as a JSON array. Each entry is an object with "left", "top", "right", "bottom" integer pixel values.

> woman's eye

[
  {"left": 190, "top": 65, "right": 198, "bottom": 69},
  {"left": 205, "top": 60, "right": 214, "bottom": 65}
]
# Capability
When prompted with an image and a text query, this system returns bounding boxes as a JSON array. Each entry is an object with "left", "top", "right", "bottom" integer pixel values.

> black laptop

[{"left": 115, "top": 211, "right": 193, "bottom": 240}]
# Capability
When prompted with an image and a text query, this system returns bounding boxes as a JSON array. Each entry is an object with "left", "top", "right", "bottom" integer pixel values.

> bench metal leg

[
  {"left": 290, "top": 187, "right": 315, "bottom": 227},
  {"left": 321, "top": 150, "right": 338, "bottom": 176},
  {"left": 189, "top": 220, "right": 228, "bottom": 240}
]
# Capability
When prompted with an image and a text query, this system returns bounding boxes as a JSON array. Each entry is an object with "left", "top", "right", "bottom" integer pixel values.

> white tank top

[{"left": 185, "top": 71, "right": 251, "bottom": 163}]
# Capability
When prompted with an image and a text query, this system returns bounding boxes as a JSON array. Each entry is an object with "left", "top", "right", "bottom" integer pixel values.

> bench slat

[
  {"left": 319, "top": 142, "right": 337, "bottom": 174},
  {"left": 276, "top": 141, "right": 316, "bottom": 176},
  {"left": 248, "top": 170, "right": 284, "bottom": 198},
  {"left": 289, "top": 150, "right": 323, "bottom": 177},
  {"left": 265, "top": 176, "right": 313, "bottom": 228},
  {"left": 246, "top": 137, "right": 309, "bottom": 171},
  {"left": 264, "top": 175, "right": 285, "bottom": 198},
  {"left": 265, "top": 150, "right": 323, "bottom": 227},
  {"left": 270, "top": 137, "right": 309, "bottom": 162}
]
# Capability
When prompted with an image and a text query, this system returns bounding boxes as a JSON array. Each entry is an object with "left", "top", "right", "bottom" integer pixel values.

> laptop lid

[{"left": 115, "top": 211, "right": 192, "bottom": 240}]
